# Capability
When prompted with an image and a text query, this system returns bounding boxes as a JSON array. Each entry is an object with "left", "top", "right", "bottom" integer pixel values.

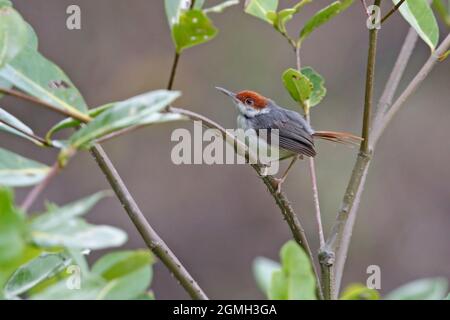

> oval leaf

[
  {"left": 282, "top": 68, "right": 312, "bottom": 106},
  {"left": 3, "top": 252, "right": 71, "bottom": 299},
  {"left": 68, "top": 90, "right": 181, "bottom": 149},
  {"left": 386, "top": 277, "right": 448, "bottom": 300},
  {"left": 252, "top": 257, "right": 281, "bottom": 296},
  {"left": 172, "top": 10, "right": 218, "bottom": 53},
  {"left": 300, "top": 67, "right": 326, "bottom": 107},
  {"left": 0, "top": 148, "right": 50, "bottom": 187},
  {"left": 394, "top": 0, "right": 439, "bottom": 50}
]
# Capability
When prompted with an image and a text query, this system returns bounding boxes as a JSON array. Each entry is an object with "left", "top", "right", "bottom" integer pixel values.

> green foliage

[
  {"left": 0, "top": 6, "right": 29, "bottom": 68},
  {"left": 244, "top": 0, "right": 278, "bottom": 23},
  {"left": 300, "top": 67, "right": 326, "bottom": 107},
  {"left": 386, "top": 277, "right": 448, "bottom": 300},
  {"left": 340, "top": 283, "right": 380, "bottom": 300},
  {"left": 0, "top": 148, "right": 50, "bottom": 187},
  {"left": 299, "top": 0, "right": 353, "bottom": 44},
  {"left": 269, "top": 241, "right": 317, "bottom": 300},
  {"left": 66, "top": 90, "right": 182, "bottom": 149},
  {"left": 45, "top": 103, "right": 115, "bottom": 142},
  {"left": 0, "top": 108, "right": 44, "bottom": 145},
  {"left": 432, "top": 0, "right": 450, "bottom": 26},
  {"left": 0, "top": 188, "right": 27, "bottom": 264},
  {"left": 172, "top": 10, "right": 218, "bottom": 53},
  {"left": 30, "top": 193, "right": 127, "bottom": 250},
  {"left": 252, "top": 257, "right": 281, "bottom": 296},
  {"left": 394, "top": 0, "right": 439, "bottom": 51},
  {"left": 282, "top": 68, "right": 312, "bottom": 108},
  {"left": 3, "top": 252, "right": 71, "bottom": 299}
]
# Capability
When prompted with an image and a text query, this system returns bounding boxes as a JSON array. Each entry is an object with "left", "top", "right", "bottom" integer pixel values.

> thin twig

[
  {"left": 89, "top": 144, "right": 208, "bottom": 300},
  {"left": 167, "top": 52, "right": 180, "bottom": 91},
  {"left": 381, "top": 0, "right": 407, "bottom": 25},
  {"left": 372, "top": 33, "right": 450, "bottom": 145},
  {"left": 20, "top": 162, "right": 61, "bottom": 212},
  {"left": 360, "top": 0, "right": 370, "bottom": 18},
  {"left": 0, "top": 88, "right": 209, "bottom": 300},
  {"left": 0, "top": 118, "right": 50, "bottom": 146},
  {"left": 170, "top": 106, "right": 324, "bottom": 300}
]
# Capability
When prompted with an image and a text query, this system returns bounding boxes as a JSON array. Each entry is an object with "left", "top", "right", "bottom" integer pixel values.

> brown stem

[
  {"left": 89, "top": 144, "right": 208, "bottom": 300},
  {"left": 20, "top": 162, "right": 61, "bottom": 212},
  {"left": 167, "top": 52, "right": 180, "bottom": 91},
  {"left": 381, "top": 0, "right": 407, "bottom": 25}
]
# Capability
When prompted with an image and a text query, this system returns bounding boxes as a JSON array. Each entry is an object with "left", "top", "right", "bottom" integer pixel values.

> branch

[
  {"left": 320, "top": 1, "right": 380, "bottom": 298},
  {"left": 89, "top": 144, "right": 208, "bottom": 299},
  {"left": 170, "top": 106, "right": 323, "bottom": 300},
  {"left": 381, "top": 0, "right": 407, "bottom": 25},
  {"left": 372, "top": 33, "right": 450, "bottom": 145},
  {"left": 20, "top": 162, "right": 61, "bottom": 212},
  {"left": 0, "top": 88, "right": 209, "bottom": 300},
  {"left": 167, "top": 52, "right": 180, "bottom": 91}
]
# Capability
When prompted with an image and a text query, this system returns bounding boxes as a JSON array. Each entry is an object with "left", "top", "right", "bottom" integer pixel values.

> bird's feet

[{"left": 271, "top": 177, "right": 285, "bottom": 194}]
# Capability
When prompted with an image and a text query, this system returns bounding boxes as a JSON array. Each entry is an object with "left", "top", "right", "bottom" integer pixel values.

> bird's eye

[{"left": 245, "top": 98, "right": 254, "bottom": 106}]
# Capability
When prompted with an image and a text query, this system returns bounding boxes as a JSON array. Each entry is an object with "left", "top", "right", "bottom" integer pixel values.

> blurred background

[{"left": 2, "top": 0, "right": 449, "bottom": 299}]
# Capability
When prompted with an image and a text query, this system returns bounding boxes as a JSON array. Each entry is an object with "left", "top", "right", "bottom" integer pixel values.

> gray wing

[{"left": 249, "top": 108, "right": 316, "bottom": 157}]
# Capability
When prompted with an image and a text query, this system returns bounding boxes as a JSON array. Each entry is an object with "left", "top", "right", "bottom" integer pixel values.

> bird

[{"left": 216, "top": 87, "right": 362, "bottom": 192}]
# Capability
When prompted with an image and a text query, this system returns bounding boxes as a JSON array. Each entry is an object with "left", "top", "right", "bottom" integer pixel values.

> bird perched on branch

[{"left": 216, "top": 87, "right": 362, "bottom": 192}]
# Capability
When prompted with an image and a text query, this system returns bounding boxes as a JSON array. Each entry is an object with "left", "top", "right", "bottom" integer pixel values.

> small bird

[{"left": 216, "top": 87, "right": 362, "bottom": 191}]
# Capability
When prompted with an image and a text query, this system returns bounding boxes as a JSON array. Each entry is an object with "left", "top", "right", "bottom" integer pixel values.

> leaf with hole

[
  {"left": 172, "top": 10, "right": 218, "bottom": 53},
  {"left": 394, "top": 0, "right": 439, "bottom": 50},
  {"left": 0, "top": 148, "right": 50, "bottom": 187},
  {"left": 0, "top": 46, "right": 89, "bottom": 118}
]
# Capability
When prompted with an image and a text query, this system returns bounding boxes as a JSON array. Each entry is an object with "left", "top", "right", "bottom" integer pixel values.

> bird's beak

[{"left": 215, "top": 87, "right": 237, "bottom": 101}]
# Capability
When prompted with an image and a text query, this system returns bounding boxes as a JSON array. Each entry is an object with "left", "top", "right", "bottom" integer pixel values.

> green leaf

[
  {"left": 273, "top": 1, "right": 312, "bottom": 33},
  {"left": 30, "top": 191, "right": 111, "bottom": 231},
  {"left": 0, "top": 108, "right": 44, "bottom": 145},
  {"left": 300, "top": 67, "right": 326, "bottom": 107},
  {"left": 3, "top": 252, "right": 71, "bottom": 299},
  {"left": 432, "top": 0, "right": 450, "bottom": 26},
  {"left": 282, "top": 68, "right": 312, "bottom": 106},
  {"left": 252, "top": 257, "right": 281, "bottom": 296},
  {"left": 204, "top": 0, "right": 239, "bottom": 14},
  {"left": 0, "top": 46, "right": 89, "bottom": 118},
  {"left": 0, "top": 147, "right": 50, "bottom": 187},
  {"left": 245, "top": 0, "right": 278, "bottom": 23},
  {"left": 386, "top": 277, "right": 448, "bottom": 300},
  {"left": 92, "top": 250, "right": 154, "bottom": 280},
  {"left": 0, "top": 6, "right": 29, "bottom": 67},
  {"left": 67, "top": 90, "right": 181, "bottom": 149},
  {"left": 0, "top": 0, "right": 12, "bottom": 8},
  {"left": 31, "top": 219, "right": 127, "bottom": 250},
  {"left": 299, "top": 0, "right": 353, "bottom": 43},
  {"left": 268, "top": 240, "right": 317, "bottom": 300},
  {"left": 92, "top": 250, "right": 154, "bottom": 300},
  {"left": 394, "top": 0, "right": 439, "bottom": 50},
  {"left": 340, "top": 283, "right": 380, "bottom": 300},
  {"left": 172, "top": 10, "right": 218, "bottom": 53},
  {"left": 45, "top": 103, "right": 114, "bottom": 142},
  {"left": 164, "top": 0, "right": 191, "bottom": 27},
  {"left": 0, "top": 188, "right": 26, "bottom": 265}
]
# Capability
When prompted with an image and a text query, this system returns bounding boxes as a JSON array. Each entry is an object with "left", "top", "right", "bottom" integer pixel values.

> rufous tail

[{"left": 313, "top": 131, "right": 363, "bottom": 146}]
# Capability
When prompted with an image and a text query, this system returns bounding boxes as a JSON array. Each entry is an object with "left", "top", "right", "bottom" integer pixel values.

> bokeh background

[{"left": 2, "top": 0, "right": 449, "bottom": 299}]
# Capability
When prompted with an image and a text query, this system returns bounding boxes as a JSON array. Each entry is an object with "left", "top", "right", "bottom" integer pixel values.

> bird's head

[{"left": 216, "top": 87, "right": 271, "bottom": 117}]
